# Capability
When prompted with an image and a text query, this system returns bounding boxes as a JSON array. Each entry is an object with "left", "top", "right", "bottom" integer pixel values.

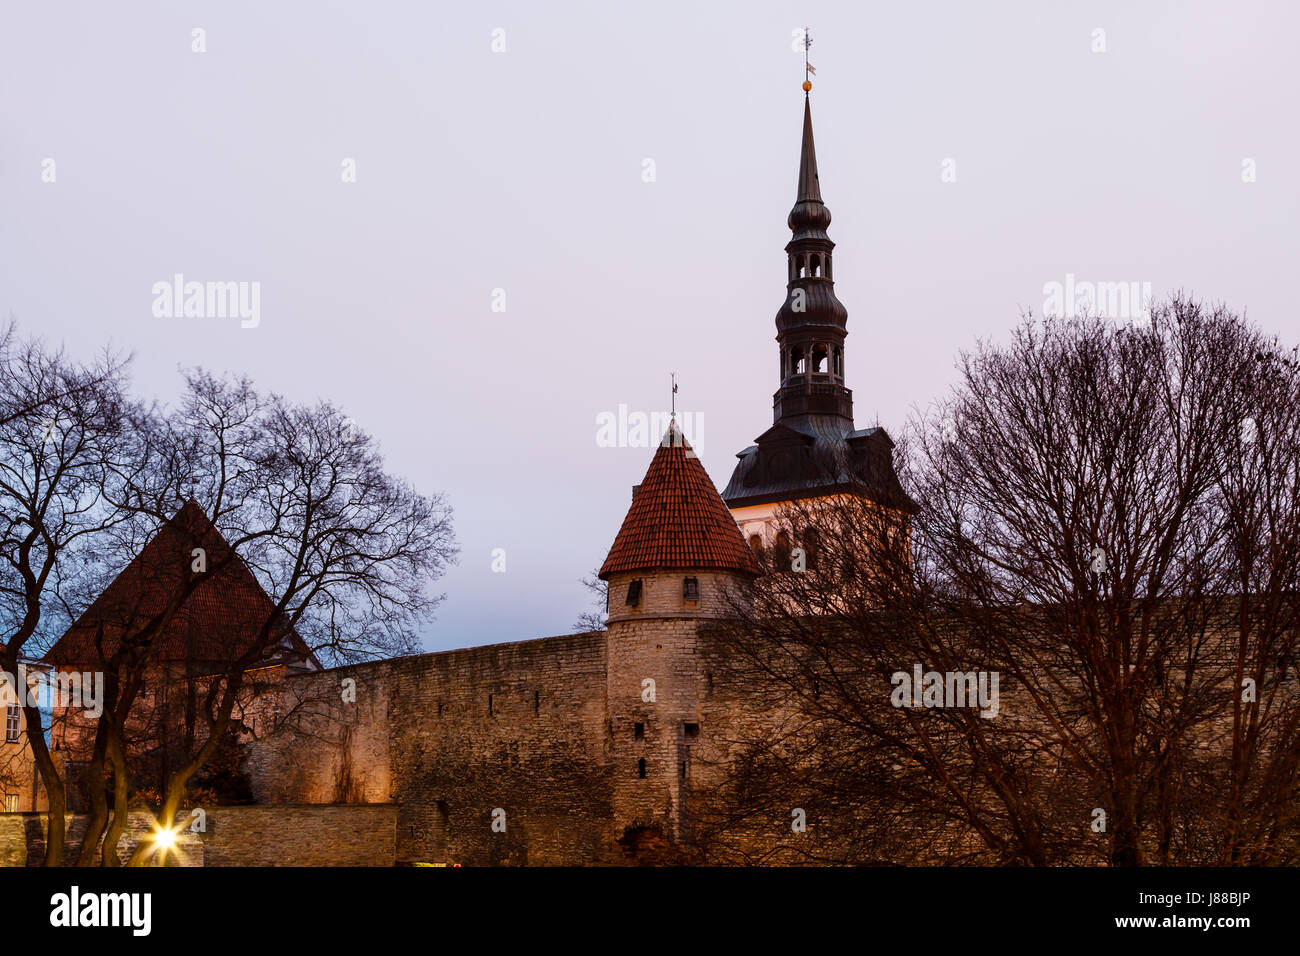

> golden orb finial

[{"left": 802, "top": 80, "right": 812, "bottom": 92}]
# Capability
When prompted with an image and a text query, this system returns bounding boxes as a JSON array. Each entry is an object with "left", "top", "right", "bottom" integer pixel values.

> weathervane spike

[
  {"left": 671, "top": 372, "right": 678, "bottom": 419},
  {"left": 802, "top": 27, "right": 815, "bottom": 91}
]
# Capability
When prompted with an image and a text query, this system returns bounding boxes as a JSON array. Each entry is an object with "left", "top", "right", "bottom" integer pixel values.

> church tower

[
  {"left": 599, "top": 422, "right": 759, "bottom": 858},
  {"left": 722, "top": 84, "right": 916, "bottom": 553}
]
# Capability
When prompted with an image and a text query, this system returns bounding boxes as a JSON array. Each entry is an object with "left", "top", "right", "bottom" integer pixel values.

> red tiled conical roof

[{"left": 599, "top": 422, "right": 760, "bottom": 579}]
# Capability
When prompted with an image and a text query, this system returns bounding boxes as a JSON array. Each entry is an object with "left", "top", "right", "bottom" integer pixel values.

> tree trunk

[
  {"left": 101, "top": 732, "right": 131, "bottom": 866},
  {"left": 75, "top": 728, "right": 110, "bottom": 866}
]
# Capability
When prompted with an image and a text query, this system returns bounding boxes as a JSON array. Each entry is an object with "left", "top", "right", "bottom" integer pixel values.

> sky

[{"left": 2, "top": 1, "right": 1297, "bottom": 652}]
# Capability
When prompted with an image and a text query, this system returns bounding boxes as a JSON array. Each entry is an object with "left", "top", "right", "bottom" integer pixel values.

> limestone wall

[
  {"left": 248, "top": 632, "right": 618, "bottom": 865},
  {"left": 0, "top": 805, "right": 396, "bottom": 866}
]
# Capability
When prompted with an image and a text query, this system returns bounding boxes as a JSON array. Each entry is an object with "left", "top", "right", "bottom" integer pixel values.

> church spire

[
  {"left": 786, "top": 96, "right": 832, "bottom": 245},
  {"left": 721, "top": 58, "right": 918, "bottom": 518},
  {"left": 773, "top": 85, "right": 851, "bottom": 426},
  {"left": 794, "top": 95, "right": 823, "bottom": 209}
]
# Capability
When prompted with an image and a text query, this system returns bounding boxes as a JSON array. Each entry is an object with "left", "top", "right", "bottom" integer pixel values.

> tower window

[
  {"left": 833, "top": 347, "right": 842, "bottom": 376},
  {"left": 803, "top": 528, "right": 820, "bottom": 570},
  {"left": 683, "top": 576, "right": 699, "bottom": 601},
  {"left": 534, "top": 690, "right": 540, "bottom": 714},
  {"left": 684, "top": 722, "right": 700, "bottom": 739},
  {"left": 680, "top": 761, "right": 687, "bottom": 778},
  {"left": 774, "top": 530, "right": 792, "bottom": 571},
  {"left": 811, "top": 255, "right": 821, "bottom": 277},
  {"left": 488, "top": 693, "right": 494, "bottom": 716},
  {"left": 634, "top": 722, "right": 644, "bottom": 740},
  {"left": 812, "top": 344, "right": 828, "bottom": 373},
  {"left": 638, "top": 758, "right": 647, "bottom": 779},
  {"left": 625, "top": 579, "right": 642, "bottom": 606}
]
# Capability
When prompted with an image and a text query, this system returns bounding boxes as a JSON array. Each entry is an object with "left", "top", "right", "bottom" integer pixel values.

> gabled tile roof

[
  {"left": 46, "top": 500, "right": 317, "bottom": 672},
  {"left": 599, "top": 422, "right": 760, "bottom": 579}
]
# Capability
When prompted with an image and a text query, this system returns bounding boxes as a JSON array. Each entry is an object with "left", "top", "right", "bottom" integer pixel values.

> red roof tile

[
  {"left": 46, "top": 500, "right": 315, "bottom": 671},
  {"left": 599, "top": 423, "right": 760, "bottom": 579}
]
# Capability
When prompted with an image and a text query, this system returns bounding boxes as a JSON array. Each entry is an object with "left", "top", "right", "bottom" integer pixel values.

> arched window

[
  {"left": 791, "top": 347, "right": 806, "bottom": 375},
  {"left": 833, "top": 347, "right": 843, "bottom": 377},
  {"left": 748, "top": 533, "right": 764, "bottom": 566},
  {"left": 812, "top": 344, "right": 828, "bottom": 373},
  {"left": 774, "top": 530, "right": 792, "bottom": 571},
  {"left": 811, "top": 255, "right": 821, "bottom": 277},
  {"left": 803, "top": 528, "right": 820, "bottom": 571}
]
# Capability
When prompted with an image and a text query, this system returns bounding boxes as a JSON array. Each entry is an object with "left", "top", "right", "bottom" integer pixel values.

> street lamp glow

[{"left": 150, "top": 825, "right": 178, "bottom": 854}]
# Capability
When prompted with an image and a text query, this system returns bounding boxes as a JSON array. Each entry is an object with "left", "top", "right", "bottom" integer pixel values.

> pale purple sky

[{"left": 2, "top": 1, "right": 1297, "bottom": 651}]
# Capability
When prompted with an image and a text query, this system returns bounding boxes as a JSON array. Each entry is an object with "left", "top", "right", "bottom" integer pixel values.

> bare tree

[
  {"left": 697, "top": 299, "right": 1300, "bottom": 866},
  {"left": 47, "top": 369, "right": 458, "bottom": 865},
  {"left": 572, "top": 569, "right": 607, "bottom": 632},
  {"left": 0, "top": 325, "right": 132, "bottom": 866}
]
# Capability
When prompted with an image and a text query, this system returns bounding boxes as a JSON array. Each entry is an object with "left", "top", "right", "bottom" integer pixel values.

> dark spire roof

[
  {"left": 600, "top": 421, "right": 760, "bottom": 579},
  {"left": 723, "top": 87, "right": 917, "bottom": 516},
  {"left": 797, "top": 95, "right": 822, "bottom": 202},
  {"left": 788, "top": 95, "right": 832, "bottom": 242}
]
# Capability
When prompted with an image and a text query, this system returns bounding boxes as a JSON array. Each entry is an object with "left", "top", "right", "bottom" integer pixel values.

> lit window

[{"left": 2, "top": 794, "right": 17, "bottom": 813}]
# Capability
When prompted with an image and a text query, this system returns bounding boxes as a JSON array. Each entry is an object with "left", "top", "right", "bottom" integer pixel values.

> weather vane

[
  {"left": 671, "top": 372, "right": 678, "bottom": 419},
  {"left": 802, "top": 27, "right": 816, "bottom": 92}
]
